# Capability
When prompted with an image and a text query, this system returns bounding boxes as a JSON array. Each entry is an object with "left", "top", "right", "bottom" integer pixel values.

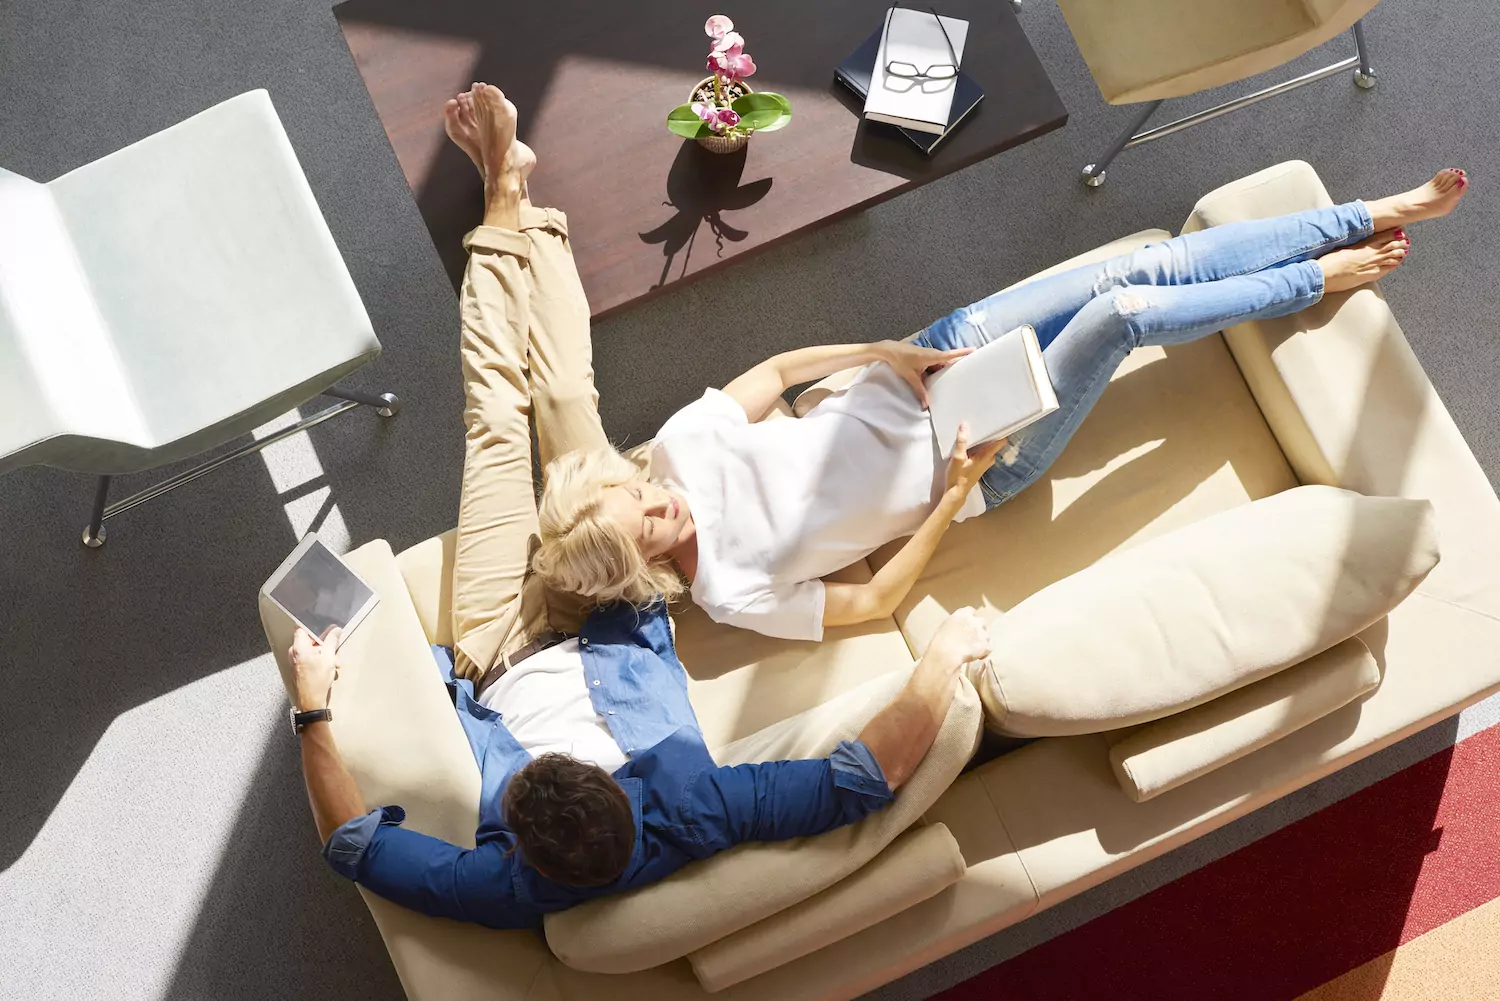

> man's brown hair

[{"left": 502, "top": 753, "right": 635, "bottom": 887}]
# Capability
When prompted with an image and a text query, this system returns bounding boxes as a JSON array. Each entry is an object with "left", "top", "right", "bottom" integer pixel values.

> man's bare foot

[
  {"left": 1366, "top": 169, "right": 1469, "bottom": 230},
  {"left": 1318, "top": 229, "right": 1411, "bottom": 293},
  {"left": 471, "top": 84, "right": 535, "bottom": 190},
  {"left": 443, "top": 93, "right": 483, "bottom": 174}
]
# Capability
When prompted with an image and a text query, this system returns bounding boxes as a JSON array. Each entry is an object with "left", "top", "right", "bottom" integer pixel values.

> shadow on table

[{"left": 638, "top": 141, "right": 773, "bottom": 290}]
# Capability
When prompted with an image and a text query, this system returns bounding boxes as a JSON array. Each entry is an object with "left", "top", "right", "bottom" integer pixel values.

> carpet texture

[
  {"left": 0, "top": 1, "right": 1497, "bottom": 999},
  {"left": 931, "top": 721, "right": 1500, "bottom": 1001}
]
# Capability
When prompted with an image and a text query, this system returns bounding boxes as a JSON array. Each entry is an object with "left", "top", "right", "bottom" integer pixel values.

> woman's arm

[
  {"left": 721, "top": 340, "right": 970, "bottom": 422},
  {"left": 823, "top": 426, "right": 1004, "bottom": 628}
]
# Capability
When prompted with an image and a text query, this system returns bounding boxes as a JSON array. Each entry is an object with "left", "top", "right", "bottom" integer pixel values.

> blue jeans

[{"left": 914, "top": 202, "right": 1374, "bottom": 508}]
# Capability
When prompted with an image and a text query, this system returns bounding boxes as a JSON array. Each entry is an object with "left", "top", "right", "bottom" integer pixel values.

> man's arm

[
  {"left": 721, "top": 340, "right": 970, "bottom": 422},
  {"left": 823, "top": 428, "right": 1005, "bottom": 629},
  {"left": 854, "top": 607, "right": 989, "bottom": 789},
  {"left": 693, "top": 608, "right": 990, "bottom": 847},
  {"left": 289, "top": 628, "right": 366, "bottom": 841}
]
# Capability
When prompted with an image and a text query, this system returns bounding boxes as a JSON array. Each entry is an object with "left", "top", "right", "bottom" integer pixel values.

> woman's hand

[
  {"left": 945, "top": 423, "right": 1005, "bottom": 497},
  {"left": 874, "top": 340, "right": 972, "bottom": 410},
  {"left": 289, "top": 626, "right": 342, "bottom": 711}
]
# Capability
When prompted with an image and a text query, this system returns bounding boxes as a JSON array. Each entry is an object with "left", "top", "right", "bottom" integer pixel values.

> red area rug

[{"left": 936, "top": 722, "right": 1500, "bottom": 1001}]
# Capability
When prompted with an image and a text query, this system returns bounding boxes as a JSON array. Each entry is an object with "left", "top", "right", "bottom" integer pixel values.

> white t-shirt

[
  {"left": 478, "top": 638, "right": 628, "bottom": 774},
  {"left": 650, "top": 363, "right": 985, "bottom": 642}
]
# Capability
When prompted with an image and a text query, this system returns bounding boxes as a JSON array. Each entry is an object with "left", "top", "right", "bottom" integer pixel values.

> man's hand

[
  {"left": 944, "top": 423, "right": 1006, "bottom": 496},
  {"left": 874, "top": 340, "right": 972, "bottom": 410},
  {"left": 290, "top": 626, "right": 342, "bottom": 711},
  {"left": 924, "top": 607, "right": 991, "bottom": 673}
]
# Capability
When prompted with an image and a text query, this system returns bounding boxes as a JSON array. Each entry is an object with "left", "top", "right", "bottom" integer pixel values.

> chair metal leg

[
  {"left": 322, "top": 385, "right": 402, "bottom": 417},
  {"left": 76, "top": 384, "right": 398, "bottom": 548},
  {"left": 1352, "top": 19, "right": 1377, "bottom": 89},
  {"left": 82, "top": 475, "right": 111, "bottom": 548},
  {"left": 1082, "top": 100, "right": 1163, "bottom": 187}
]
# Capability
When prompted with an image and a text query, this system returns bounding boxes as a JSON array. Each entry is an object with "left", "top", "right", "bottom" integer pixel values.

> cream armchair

[{"left": 1056, "top": 0, "right": 1381, "bottom": 185}]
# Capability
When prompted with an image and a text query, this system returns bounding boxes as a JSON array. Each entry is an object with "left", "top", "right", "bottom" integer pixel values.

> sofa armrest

[
  {"left": 1180, "top": 160, "right": 1500, "bottom": 623},
  {"left": 260, "top": 539, "right": 553, "bottom": 1001},
  {"left": 542, "top": 671, "right": 984, "bottom": 974},
  {"left": 689, "top": 821, "right": 966, "bottom": 992}
]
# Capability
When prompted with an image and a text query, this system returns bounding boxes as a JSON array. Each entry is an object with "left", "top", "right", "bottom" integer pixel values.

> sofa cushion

[
  {"left": 541, "top": 669, "right": 984, "bottom": 975},
  {"left": 872, "top": 234, "right": 1301, "bottom": 656},
  {"left": 688, "top": 821, "right": 966, "bottom": 992},
  {"left": 1108, "top": 636, "right": 1381, "bottom": 802},
  {"left": 973, "top": 485, "right": 1437, "bottom": 737}
]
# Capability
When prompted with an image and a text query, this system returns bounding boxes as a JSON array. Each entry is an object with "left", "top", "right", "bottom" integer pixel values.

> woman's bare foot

[
  {"left": 1318, "top": 229, "right": 1411, "bottom": 293},
  {"left": 1366, "top": 169, "right": 1469, "bottom": 230}
]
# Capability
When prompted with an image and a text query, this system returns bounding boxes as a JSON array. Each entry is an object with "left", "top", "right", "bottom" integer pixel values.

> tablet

[{"left": 262, "top": 534, "right": 379, "bottom": 648}]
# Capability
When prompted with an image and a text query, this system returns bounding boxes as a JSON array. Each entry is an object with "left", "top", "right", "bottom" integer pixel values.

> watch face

[{"left": 290, "top": 705, "right": 301, "bottom": 735}]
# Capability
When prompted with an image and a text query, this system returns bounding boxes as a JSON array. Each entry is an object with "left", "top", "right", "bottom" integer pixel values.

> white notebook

[
  {"left": 925, "top": 325, "right": 1058, "bottom": 460},
  {"left": 863, "top": 7, "right": 970, "bottom": 135}
]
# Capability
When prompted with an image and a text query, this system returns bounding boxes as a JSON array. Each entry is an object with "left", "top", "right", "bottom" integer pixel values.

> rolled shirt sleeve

[
  {"left": 323, "top": 805, "right": 406, "bottom": 880},
  {"left": 690, "top": 739, "right": 894, "bottom": 851},
  {"left": 321, "top": 806, "right": 543, "bottom": 930}
]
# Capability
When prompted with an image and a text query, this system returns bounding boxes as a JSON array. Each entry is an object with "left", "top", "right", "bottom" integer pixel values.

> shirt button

[
  {"left": 607, "top": 710, "right": 616, "bottom": 716},
  {"left": 593, "top": 680, "right": 601, "bottom": 686},
  {"left": 580, "top": 638, "right": 589, "bottom": 646}
]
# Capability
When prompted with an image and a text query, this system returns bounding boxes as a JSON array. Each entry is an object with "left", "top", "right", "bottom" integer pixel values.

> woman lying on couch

[{"left": 535, "top": 169, "right": 1468, "bottom": 641}]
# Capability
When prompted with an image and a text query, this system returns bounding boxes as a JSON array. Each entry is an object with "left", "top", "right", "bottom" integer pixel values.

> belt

[
  {"left": 475, "top": 630, "right": 572, "bottom": 699},
  {"left": 507, "top": 630, "right": 571, "bottom": 668}
]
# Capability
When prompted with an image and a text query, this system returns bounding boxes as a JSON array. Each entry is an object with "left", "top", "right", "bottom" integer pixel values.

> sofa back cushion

[{"left": 973, "top": 485, "right": 1438, "bottom": 736}]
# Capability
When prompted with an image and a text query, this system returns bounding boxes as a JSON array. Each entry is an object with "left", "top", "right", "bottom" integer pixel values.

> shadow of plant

[{"left": 638, "top": 140, "right": 772, "bottom": 289}]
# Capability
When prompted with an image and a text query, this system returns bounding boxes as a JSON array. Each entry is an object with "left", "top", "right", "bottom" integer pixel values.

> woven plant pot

[{"left": 690, "top": 75, "right": 752, "bottom": 155}]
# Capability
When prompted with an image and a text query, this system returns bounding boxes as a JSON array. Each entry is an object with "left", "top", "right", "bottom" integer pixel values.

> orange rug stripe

[{"left": 1297, "top": 893, "right": 1500, "bottom": 1000}]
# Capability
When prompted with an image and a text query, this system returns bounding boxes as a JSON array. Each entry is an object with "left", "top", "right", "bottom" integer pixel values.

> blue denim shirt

[{"left": 322, "top": 600, "right": 893, "bottom": 929}]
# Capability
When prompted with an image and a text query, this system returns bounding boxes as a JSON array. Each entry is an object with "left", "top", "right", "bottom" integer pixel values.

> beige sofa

[{"left": 264, "top": 161, "right": 1500, "bottom": 1001}]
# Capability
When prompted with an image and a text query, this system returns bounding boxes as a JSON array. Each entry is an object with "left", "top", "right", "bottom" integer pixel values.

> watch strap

[{"left": 291, "top": 706, "right": 333, "bottom": 734}]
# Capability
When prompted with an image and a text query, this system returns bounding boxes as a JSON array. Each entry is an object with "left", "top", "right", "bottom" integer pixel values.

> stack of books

[{"left": 837, "top": 7, "right": 983, "bottom": 155}]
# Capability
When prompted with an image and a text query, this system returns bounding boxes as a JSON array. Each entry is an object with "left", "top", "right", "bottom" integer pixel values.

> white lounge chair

[{"left": 0, "top": 89, "right": 395, "bottom": 546}]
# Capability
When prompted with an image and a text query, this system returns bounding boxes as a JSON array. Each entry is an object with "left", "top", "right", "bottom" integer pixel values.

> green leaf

[
  {"left": 730, "top": 92, "right": 793, "bottom": 133},
  {"left": 666, "top": 104, "right": 712, "bottom": 139}
]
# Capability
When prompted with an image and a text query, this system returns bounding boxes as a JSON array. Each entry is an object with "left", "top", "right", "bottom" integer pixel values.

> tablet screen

[{"left": 267, "top": 538, "right": 376, "bottom": 639}]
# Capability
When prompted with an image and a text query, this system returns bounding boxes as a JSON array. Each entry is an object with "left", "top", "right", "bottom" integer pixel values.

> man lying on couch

[{"left": 284, "top": 81, "right": 989, "bottom": 930}]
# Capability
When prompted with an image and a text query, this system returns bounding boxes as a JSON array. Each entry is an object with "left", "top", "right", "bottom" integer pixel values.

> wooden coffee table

[{"left": 336, "top": 0, "right": 1066, "bottom": 319}]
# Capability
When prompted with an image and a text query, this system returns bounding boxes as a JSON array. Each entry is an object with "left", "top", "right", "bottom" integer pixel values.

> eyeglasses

[{"left": 883, "top": 6, "right": 959, "bottom": 92}]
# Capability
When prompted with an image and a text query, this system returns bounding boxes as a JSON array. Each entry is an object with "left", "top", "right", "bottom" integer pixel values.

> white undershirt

[
  {"left": 478, "top": 638, "right": 628, "bottom": 774},
  {"left": 650, "top": 365, "right": 984, "bottom": 643}
]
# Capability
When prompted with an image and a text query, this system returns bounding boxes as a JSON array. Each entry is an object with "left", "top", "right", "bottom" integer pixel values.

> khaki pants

[{"left": 450, "top": 205, "right": 610, "bottom": 682}]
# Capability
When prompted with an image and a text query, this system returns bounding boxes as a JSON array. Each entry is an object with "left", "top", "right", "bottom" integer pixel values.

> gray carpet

[{"left": 0, "top": 1, "right": 1496, "bottom": 998}]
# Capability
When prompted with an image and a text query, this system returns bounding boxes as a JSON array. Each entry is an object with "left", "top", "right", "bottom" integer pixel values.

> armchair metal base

[
  {"left": 1081, "top": 20, "right": 1377, "bottom": 187},
  {"left": 81, "top": 385, "right": 400, "bottom": 548}
]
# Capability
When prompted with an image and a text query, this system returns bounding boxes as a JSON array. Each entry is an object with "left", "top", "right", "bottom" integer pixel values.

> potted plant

[{"left": 666, "top": 15, "right": 793, "bottom": 154}]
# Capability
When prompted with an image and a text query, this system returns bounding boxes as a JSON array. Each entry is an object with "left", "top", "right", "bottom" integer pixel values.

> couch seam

[
  {"left": 1410, "top": 587, "right": 1500, "bottom": 628},
  {"left": 974, "top": 772, "right": 1041, "bottom": 907}
]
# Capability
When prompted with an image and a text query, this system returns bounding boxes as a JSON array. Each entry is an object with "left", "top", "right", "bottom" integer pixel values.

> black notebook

[{"left": 836, "top": 26, "right": 984, "bottom": 154}]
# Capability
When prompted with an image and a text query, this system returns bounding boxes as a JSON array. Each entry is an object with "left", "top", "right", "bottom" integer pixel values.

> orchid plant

[{"left": 667, "top": 15, "right": 792, "bottom": 142}]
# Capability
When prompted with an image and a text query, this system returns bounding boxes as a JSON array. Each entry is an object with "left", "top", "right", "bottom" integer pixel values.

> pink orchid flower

[
  {"left": 692, "top": 102, "right": 741, "bottom": 133},
  {"left": 706, "top": 43, "right": 757, "bottom": 80},
  {"left": 704, "top": 14, "right": 734, "bottom": 40}
]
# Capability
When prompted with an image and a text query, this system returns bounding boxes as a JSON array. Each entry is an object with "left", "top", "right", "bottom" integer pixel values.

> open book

[{"left": 925, "top": 325, "right": 1058, "bottom": 460}]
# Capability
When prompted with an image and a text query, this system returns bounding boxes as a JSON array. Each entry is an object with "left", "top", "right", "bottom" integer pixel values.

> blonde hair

[{"left": 534, "top": 447, "right": 686, "bottom": 607}]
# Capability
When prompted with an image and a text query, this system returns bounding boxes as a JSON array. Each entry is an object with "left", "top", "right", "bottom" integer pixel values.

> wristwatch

[{"left": 290, "top": 706, "right": 333, "bottom": 735}]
